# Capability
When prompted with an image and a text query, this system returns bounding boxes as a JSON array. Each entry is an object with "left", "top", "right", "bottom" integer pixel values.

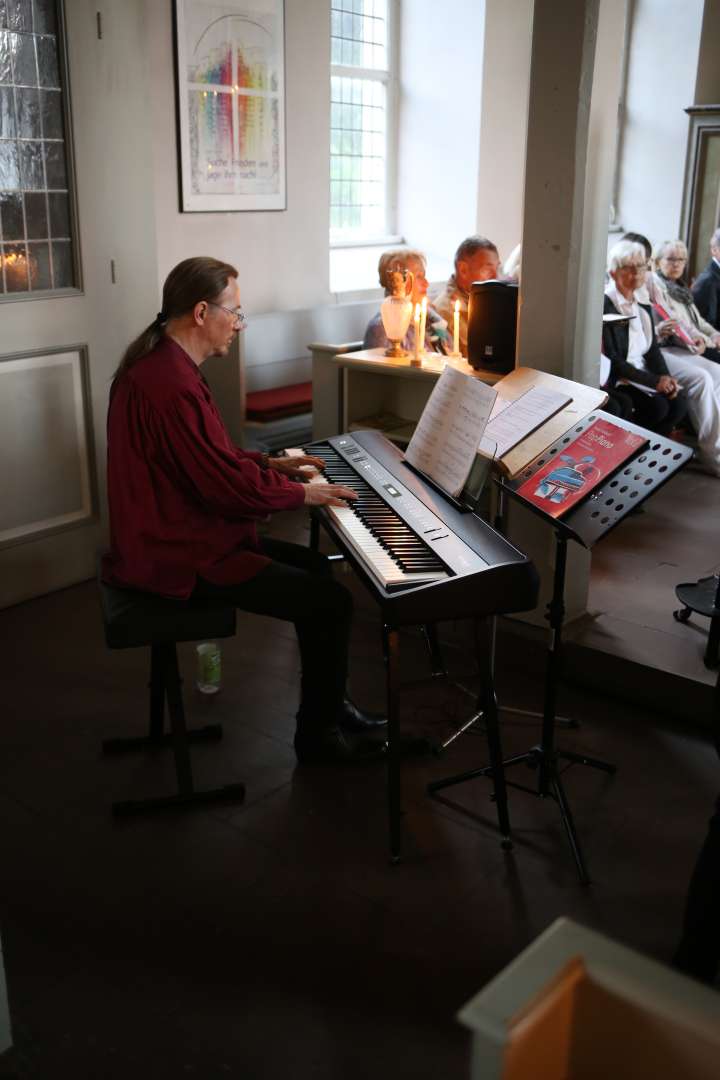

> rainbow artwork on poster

[{"left": 175, "top": 1, "right": 286, "bottom": 211}]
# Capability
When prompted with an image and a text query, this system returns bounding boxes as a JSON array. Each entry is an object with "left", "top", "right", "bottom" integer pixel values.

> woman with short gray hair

[{"left": 602, "top": 241, "right": 686, "bottom": 437}]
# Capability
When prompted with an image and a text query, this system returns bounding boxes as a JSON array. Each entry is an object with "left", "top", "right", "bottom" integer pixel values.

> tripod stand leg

[
  {"left": 558, "top": 749, "right": 616, "bottom": 774},
  {"left": 421, "top": 623, "right": 447, "bottom": 677},
  {"left": 426, "top": 619, "right": 512, "bottom": 850},
  {"left": 484, "top": 698, "right": 512, "bottom": 848},
  {"left": 473, "top": 618, "right": 511, "bottom": 846},
  {"left": 383, "top": 624, "right": 402, "bottom": 864},
  {"left": 550, "top": 770, "right": 590, "bottom": 886},
  {"left": 440, "top": 710, "right": 483, "bottom": 751},
  {"left": 705, "top": 615, "right": 720, "bottom": 669}
]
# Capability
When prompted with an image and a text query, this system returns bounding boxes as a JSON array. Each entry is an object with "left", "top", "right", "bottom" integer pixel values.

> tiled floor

[{"left": 0, "top": 511, "right": 718, "bottom": 1077}]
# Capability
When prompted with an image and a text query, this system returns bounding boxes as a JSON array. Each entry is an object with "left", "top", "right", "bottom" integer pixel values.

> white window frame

[{"left": 329, "top": 0, "right": 401, "bottom": 249}]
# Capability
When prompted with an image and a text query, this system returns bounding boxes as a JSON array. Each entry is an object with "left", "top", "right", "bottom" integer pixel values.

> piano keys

[{"left": 304, "top": 430, "right": 538, "bottom": 625}]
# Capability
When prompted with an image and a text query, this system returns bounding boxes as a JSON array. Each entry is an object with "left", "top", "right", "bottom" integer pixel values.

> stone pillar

[
  {"left": 517, "top": 0, "right": 600, "bottom": 379},
  {"left": 508, "top": 0, "right": 629, "bottom": 626}
]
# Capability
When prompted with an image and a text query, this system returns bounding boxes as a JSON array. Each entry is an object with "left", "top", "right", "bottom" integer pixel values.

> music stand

[{"left": 428, "top": 412, "right": 693, "bottom": 884}]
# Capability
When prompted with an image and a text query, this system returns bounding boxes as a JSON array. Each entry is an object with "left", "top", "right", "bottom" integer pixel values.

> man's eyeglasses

[
  {"left": 208, "top": 301, "right": 248, "bottom": 328},
  {"left": 663, "top": 256, "right": 686, "bottom": 264}
]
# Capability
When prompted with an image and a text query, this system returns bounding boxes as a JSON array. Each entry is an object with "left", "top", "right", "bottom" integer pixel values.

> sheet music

[
  {"left": 405, "top": 366, "right": 496, "bottom": 497},
  {"left": 479, "top": 385, "right": 572, "bottom": 459},
  {"left": 488, "top": 394, "right": 513, "bottom": 423}
]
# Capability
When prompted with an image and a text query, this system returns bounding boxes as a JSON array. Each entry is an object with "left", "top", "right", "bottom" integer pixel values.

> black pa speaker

[{"left": 467, "top": 280, "right": 518, "bottom": 373}]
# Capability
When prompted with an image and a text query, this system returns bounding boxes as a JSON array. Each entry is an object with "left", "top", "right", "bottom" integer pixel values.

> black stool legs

[{"left": 103, "top": 643, "right": 245, "bottom": 817}]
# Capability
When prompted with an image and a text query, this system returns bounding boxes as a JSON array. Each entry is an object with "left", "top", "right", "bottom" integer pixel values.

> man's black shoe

[
  {"left": 340, "top": 697, "right": 388, "bottom": 733},
  {"left": 294, "top": 725, "right": 387, "bottom": 765}
]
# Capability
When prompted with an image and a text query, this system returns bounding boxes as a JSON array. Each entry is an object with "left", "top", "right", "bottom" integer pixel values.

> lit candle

[
  {"left": 419, "top": 296, "right": 427, "bottom": 356},
  {"left": 453, "top": 299, "right": 460, "bottom": 356},
  {"left": 413, "top": 303, "right": 421, "bottom": 365},
  {"left": 3, "top": 250, "right": 29, "bottom": 290}
]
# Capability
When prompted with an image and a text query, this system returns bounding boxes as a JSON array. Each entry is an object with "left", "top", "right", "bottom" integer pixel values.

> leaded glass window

[
  {"left": 330, "top": 0, "right": 393, "bottom": 242},
  {"left": 0, "top": 0, "right": 76, "bottom": 296}
]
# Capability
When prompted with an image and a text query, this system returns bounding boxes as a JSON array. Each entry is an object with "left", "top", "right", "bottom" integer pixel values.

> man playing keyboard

[{"left": 103, "top": 256, "right": 386, "bottom": 764}]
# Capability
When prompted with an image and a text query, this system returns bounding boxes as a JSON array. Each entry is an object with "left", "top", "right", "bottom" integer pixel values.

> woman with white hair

[
  {"left": 645, "top": 240, "right": 720, "bottom": 476},
  {"left": 602, "top": 240, "right": 686, "bottom": 436},
  {"left": 650, "top": 240, "right": 720, "bottom": 364}
]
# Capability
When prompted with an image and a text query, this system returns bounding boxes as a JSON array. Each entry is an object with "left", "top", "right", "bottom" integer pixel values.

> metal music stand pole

[
  {"left": 437, "top": 471, "right": 573, "bottom": 754},
  {"left": 429, "top": 528, "right": 614, "bottom": 883}
]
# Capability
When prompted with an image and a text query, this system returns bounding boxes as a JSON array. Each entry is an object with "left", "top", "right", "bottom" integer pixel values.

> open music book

[
  {"left": 479, "top": 385, "right": 572, "bottom": 459},
  {"left": 404, "top": 367, "right": 576, "bottom": 500}
]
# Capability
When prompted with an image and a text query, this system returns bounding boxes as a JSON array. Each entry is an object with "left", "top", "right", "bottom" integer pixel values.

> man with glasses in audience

[
  {"left": 432, "top": 236, "right": 501, "bottom": 358},
  {"left": 104, "top": 257, "right": 387, "bottom": 764}
]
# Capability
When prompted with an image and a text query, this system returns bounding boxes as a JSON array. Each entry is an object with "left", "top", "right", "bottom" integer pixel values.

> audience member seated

[
  {"left": 599, "top": 351, "right": 635, "bottom": 421},
  {"left": 363, "top": 249, "right": 450, "bottom": 354},
  {"left": 650, "top": 240, "right": 720, "bottom": 364},
  {"left": 621, "top": 231, "right": 652, "bottom": 302},
  {"left": 691, "top": 227, "right": 720, "bottom": 329},
  {"left": 431, "top": 236, "right": 500, "bottom": 357},
  {"left": 502, "top": 243, "right": 522, "bottom": 283},
  {"left": 636, "top": 239, "right": 720, "bottom": 476},
  {"left": 602, "top": 241, "right": 687, "bottom": 436}
]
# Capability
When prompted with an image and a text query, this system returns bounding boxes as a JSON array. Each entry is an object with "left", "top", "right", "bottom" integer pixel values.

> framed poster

[{"left": 173, "top": 0, "right": 286, "bottom": 212}]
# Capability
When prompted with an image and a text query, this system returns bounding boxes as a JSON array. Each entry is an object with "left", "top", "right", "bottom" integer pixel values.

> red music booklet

[
  {"left": 515, "top": 418, "right": 647, "bottom": 519},
  {"left": 652, "top": 301, "right": 698, "bottom": 352}
]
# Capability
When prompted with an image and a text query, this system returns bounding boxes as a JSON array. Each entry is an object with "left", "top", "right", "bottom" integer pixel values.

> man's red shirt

[{"left": 103, "top": 337, "right": 305, "bottom": 597}]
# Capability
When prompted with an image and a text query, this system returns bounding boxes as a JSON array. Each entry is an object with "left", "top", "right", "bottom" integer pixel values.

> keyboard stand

[{"left": 385, "top": 614, "right": 512, "bottom": 864}]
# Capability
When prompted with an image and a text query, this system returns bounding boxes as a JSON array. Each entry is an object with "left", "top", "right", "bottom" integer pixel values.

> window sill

[
  {"left": 329, "top": 241, "right": 449, "bottom": 299},
  {"left": 330, "top": 242, "right": 398, "bottom": 294},
  {"left": 330, "top": 234, "right": 404, "bottom": 250}
]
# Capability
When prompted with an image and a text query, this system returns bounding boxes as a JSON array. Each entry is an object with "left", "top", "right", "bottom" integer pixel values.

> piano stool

[{"left": 98, "top": 577, "right": 246, "bottom": 817}]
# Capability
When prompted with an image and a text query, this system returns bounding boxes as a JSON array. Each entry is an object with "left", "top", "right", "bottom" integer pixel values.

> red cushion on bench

[{"left": 245, "top": 381, "right": 313, "bottom": 421}]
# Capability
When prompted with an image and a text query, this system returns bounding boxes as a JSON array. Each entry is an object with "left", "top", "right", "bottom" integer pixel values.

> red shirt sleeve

[{"left": 151, "top": 386, "right": 305, "bottom": 518}]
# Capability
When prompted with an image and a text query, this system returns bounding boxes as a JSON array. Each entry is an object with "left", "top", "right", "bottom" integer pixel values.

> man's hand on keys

[
  {"left": 303, "top": 483, "right": 357, "bottom": 508},
  {"left": 268, "top": 454, "right": 325, "bottom": 482}
]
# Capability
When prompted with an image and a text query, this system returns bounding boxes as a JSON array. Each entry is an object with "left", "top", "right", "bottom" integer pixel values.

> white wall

[
  {"left": 615, "top": 0, "right": 705, "bottom": 245},
  {"left": 573, "top": 0, "right": 629, "bottom": 387},
  {"left": 397, "top": 0, "right": 485, "bottom": 282},
  {"left": 145, "top": 0, "right": 332, "bottom": 316},
  {"left": 475, "top": 0, "right": 533, "bottom": 264}
]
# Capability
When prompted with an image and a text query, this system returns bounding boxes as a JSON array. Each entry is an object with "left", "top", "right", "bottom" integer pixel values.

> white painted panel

[{"left": 0, "top": 350, "right": 92, "bottom": 542}]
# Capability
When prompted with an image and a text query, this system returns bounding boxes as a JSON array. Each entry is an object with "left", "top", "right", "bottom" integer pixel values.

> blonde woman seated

[
  {"left": 645, "top": 240, "right": 720, "bottom": 475},
  {"left": 650, "top": 240, "right": 720, "bottom": 364},
  {"left": 363, "top": 249, "right": 450, "bottom": 354}
]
